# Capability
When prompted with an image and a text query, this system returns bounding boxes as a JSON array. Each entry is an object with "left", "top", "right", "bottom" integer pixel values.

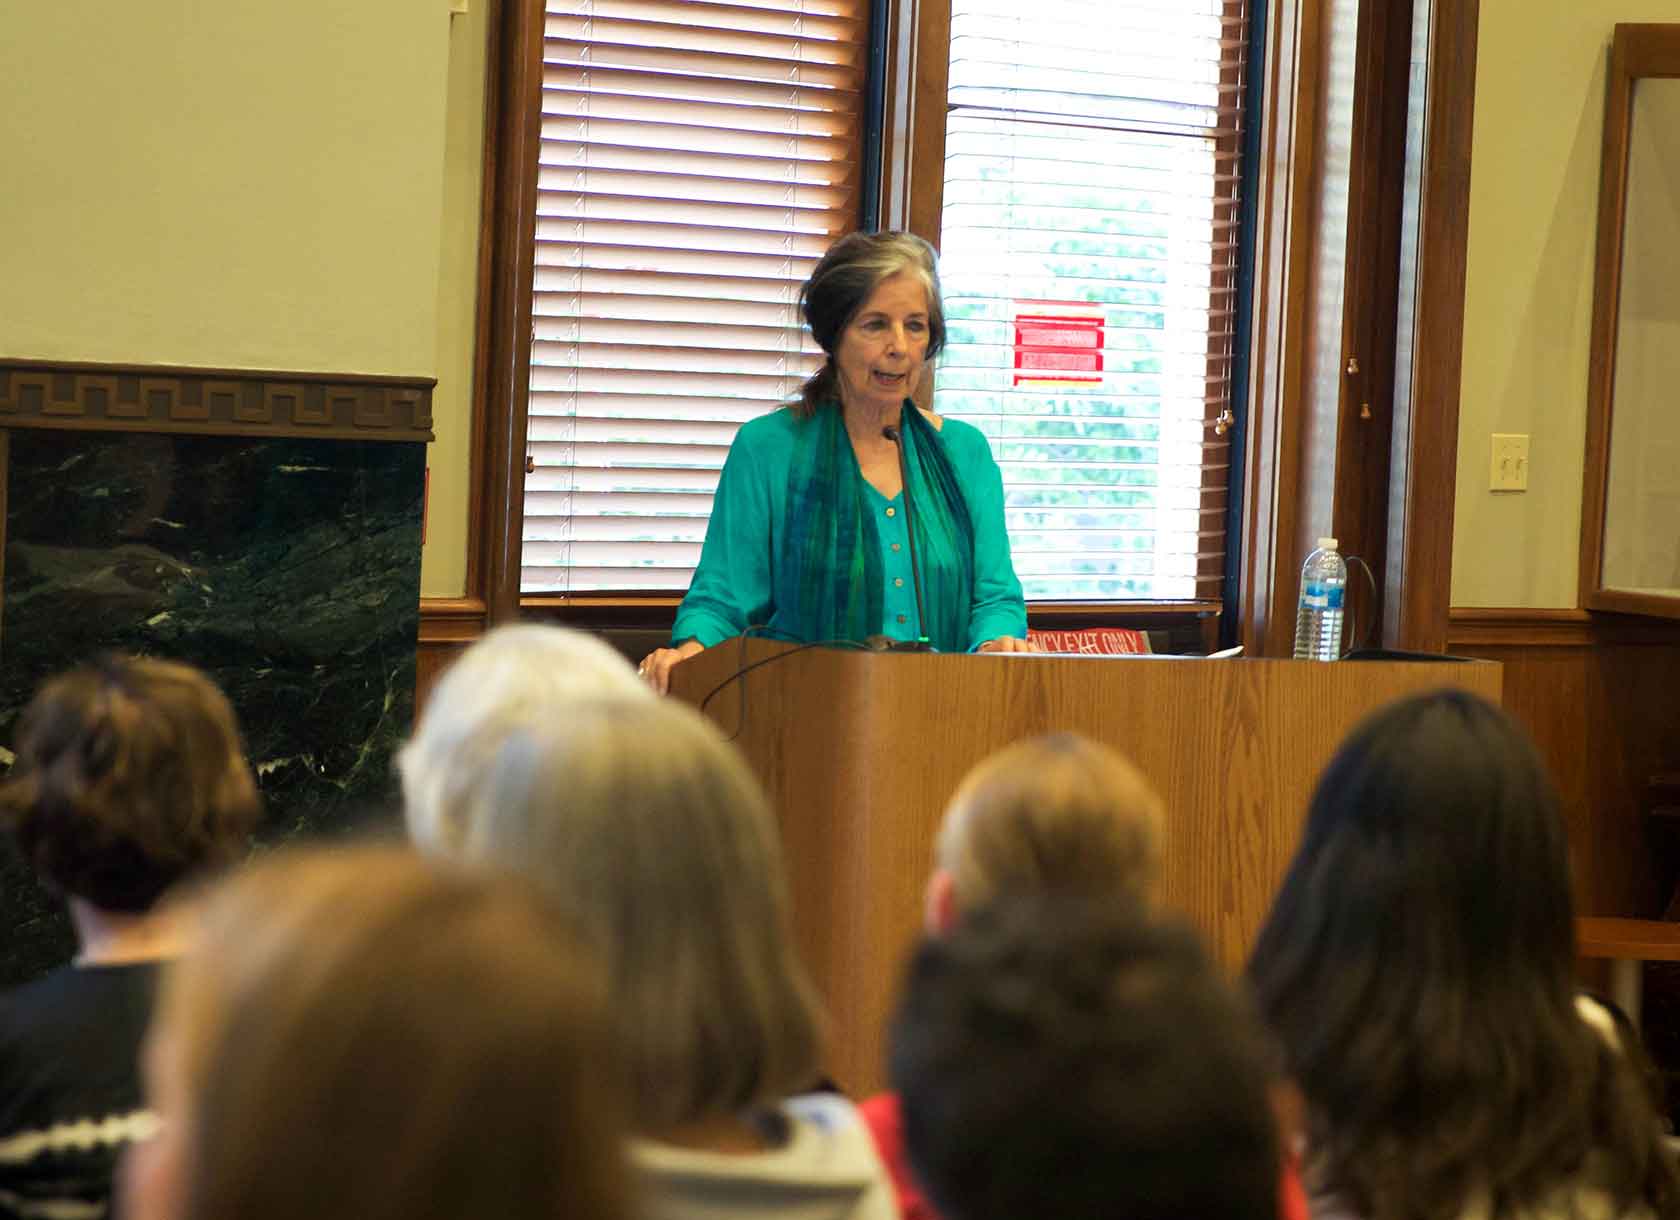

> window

[
  {"left": 517, "top": 0, "right": 1248, "bottom": 606},
  {"left": 522, "top": 0, "right": 867, "bottom": 594},
  {"left": 933, "top": 0, "right": 1247, "bottom": 602}
]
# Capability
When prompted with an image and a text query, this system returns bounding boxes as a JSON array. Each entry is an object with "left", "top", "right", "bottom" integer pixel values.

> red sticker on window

[{"left": 1012, "top": 304, "right": 1105, "bottom": 387}]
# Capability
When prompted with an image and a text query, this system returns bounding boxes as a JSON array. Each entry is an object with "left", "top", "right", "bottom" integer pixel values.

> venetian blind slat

[
  {"left": 934, "top": 0, "right": 1247, "bottom": 603},
  {"left": 522, "top": 0, "right": 863, "bottom": 595}
]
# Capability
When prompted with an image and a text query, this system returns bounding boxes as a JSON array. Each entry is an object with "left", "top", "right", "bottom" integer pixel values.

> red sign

[
  {"left": 1013, "top": 303, "right": 1105, "bottom": 388},
  {"left": 1027, "top": 628, "right": 1151, "bottom": 655}
]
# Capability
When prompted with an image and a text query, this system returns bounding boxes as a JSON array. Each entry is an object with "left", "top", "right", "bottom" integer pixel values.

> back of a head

[
  {"left": 0, "top": 654, "right": 260, "bottom": 913},
  {"left": 891, "top": 897, "right": 1278, "bottom": 1220},
  {"left": 399, "top": 623, "right": 647, "bottom": 855},
  {"left": 147, "top": 847, "right": 629, "bottom": 1220},
  {"left": 1247, "top": 689, "right": 1680, "bottom": 1220},
  {"left": 936, "top": 733, "right": 1164, "bottom": 911},
  {"left": 460, "top": 695, "right": 822, "bottom": 1133}
]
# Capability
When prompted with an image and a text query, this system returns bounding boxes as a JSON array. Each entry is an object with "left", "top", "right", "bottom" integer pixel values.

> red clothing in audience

[
  {"left": 859, "top": 1090, "right": 1311, "bottom": 1220},
  {"left": 859, "top": 1092, "right": 936, "bottom": 1220},
  {"left": 1279, "top": 1150, "right": 1310, "bottom": 1220}
]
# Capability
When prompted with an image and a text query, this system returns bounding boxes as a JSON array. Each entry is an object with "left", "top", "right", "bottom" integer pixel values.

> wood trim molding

[
  {"left": 1578, "top": 26, "right": 1680, "bottom": 619},
  {"left": 419, "top": 596, "right": 490, "bottom": 643},
  {"left": 1586, "top": 589, "right": 1680, "bottom": 622},
  {"left": 1447, "top": 608, "right": 1597, "bottom": 648},
  {"left": 1382, "top": 0, "right": 1479, "bottom": 653},
  {"left": 878, "top": 0, "right": 951, "bottom": 243},
  {"left": 416, "top": 597, "right": 489, "bottom": 718},
  {"left": 1578, "top": 26, "right": 1633, "bottom": 610},
  {"left": 1239, "top": 0, "right": 1323, "bottom": 657},
  {"left": 0, "top": 360, "right": 433, "bottom": 443},
  {"left": 478, "top": 0, "right": 546, "bottom": 624},
  {"left": 459, "top": 0, "right": 506, "bottom": 605},
  {"left": 1326, "top": 0, "right": 1415, "bottom": 630},
  {"left": 1447, "top": 606, "right": 1680, "bottom": 648}
]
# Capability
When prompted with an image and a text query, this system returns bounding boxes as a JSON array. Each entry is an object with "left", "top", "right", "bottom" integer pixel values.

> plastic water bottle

[{"left": 1292, "top": 538, "right": 1347, "bottom": 661}]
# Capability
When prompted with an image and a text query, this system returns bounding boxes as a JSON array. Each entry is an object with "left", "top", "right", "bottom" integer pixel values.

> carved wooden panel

[{"left": 0, "top": 360, "right": 433, "bottom": 442}]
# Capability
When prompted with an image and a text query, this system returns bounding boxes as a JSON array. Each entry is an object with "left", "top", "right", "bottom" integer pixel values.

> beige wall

[
  {"left": 0, "top": 0, "right": 484, "bottom": 598},
  {"left": 1453, "top": 0, "right": 1680, "bottom": 607},
  {"left": 0, "top": 1, "right": 450, "bottom": 376}
]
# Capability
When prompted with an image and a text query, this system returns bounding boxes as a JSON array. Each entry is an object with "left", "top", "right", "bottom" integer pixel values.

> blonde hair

[
  {"left": 797, "top": 231, "right": 947, "bottom": 414},
  {"left": 399, "top": 623, "right": 646, "bottom": 854},
  {"left": 157, "top": 847, "right": 628, "bottom": 1220},
  {"left": 936, "top": 733, "right": 1165, "bottom": 911},
  {"left": 453, "top": 696, "right": 823, "bottom": 1132}
]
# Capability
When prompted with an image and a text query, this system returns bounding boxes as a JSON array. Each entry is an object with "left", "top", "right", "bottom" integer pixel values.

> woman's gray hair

[
  {"left": 456, "top": 696, "right": 823, "bottom": 1132},
  {"left": 797, "top": 230, "right": 947, "bottom": 414},
  {"left": 398, "top": 624, "right": 647, "bottom": 855}
]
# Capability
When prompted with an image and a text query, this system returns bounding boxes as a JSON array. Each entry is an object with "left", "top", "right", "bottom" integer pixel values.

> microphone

[{"left": 882, "top": 423, "right": 933, "bottom": 651}]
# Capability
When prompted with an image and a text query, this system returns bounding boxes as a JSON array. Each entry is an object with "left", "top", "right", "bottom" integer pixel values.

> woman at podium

[{"left": 639, "top": 232, "right": 1029, "bottom": 692}]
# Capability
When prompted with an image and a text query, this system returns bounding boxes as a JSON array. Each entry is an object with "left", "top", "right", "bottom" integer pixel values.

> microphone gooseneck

[{"left": 881, "top": 422, "right": 932, "bottom": 650}]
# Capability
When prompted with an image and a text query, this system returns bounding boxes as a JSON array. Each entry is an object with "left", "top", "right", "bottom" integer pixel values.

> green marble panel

[{"left": 0, "top": 430, "right": 423, "bottom": 984}]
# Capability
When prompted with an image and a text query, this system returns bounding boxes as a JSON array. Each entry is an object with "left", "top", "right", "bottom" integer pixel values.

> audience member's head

[
  {"left": 926, "top": 732, "right": 1164, "bottom": 932},
  {"left": 124, "top": 847, "right": 628, "bottom": 1220},
  {"left": 438, "top": 694, "right": 822, "bottom": 1136},
  {"left": 891, "top": 897, "right": 1278, "bottom": 1220},
  {"left": 399, "top": 623, "right": 646, "bottom": 855},
  {"left": 0, "top": 654, "right": 259, "bottom": 918},
  {"left": 1247, "top": 689, "right": 1680, "bottom": 1220}
]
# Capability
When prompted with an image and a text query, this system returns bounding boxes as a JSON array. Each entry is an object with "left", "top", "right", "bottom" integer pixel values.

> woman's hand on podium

[
  {"left": 638, "top": 639, "right": 704, "bottom": 694},
  {"left": 977, "top": 636, "right": 1037, "bottom": 654}
]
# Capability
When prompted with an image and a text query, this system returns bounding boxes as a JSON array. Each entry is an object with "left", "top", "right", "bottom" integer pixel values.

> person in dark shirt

[{"left": 0, "top": 655, "right": 259, "bottom": 1220}]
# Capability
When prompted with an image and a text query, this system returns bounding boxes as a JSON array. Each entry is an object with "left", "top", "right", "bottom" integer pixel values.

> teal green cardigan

[{"left": 672, "top": 407, "right": 1027, "bottom": 651}]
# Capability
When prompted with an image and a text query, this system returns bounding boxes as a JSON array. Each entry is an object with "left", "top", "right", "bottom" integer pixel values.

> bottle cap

[{"left": 1318, "top": 537, "right": 1337, "bottom": 550}]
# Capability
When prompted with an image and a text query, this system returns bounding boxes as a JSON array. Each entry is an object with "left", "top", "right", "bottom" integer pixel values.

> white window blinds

[
  {"left": 934, "top": 0, "right": 1247, "bottom": 601},
  {"left": 522, "top": 0, "right": 867, "bottom": 594}
]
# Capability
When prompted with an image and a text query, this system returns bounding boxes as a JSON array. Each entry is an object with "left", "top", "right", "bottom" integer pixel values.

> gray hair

[
  {"left": 455, "top": 696, "right": 823, "bottom": 1132},
  {"left": 797, "top": 230, "right": 947, "bottom": 414},
  {"left": 399, "top": 624, "right": 647, "bottom": 855}
]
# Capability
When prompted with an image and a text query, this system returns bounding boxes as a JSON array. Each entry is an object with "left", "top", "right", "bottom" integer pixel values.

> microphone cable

[{"left": 696, "top": 626, "right": 871, "bottom": 743}]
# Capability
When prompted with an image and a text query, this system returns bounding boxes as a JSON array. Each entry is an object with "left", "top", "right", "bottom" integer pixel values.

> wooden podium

[{"left": 672, "top": 640, "right": 1502, "bottom": 1094}]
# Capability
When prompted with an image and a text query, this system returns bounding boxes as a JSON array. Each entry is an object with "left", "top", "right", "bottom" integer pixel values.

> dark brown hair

[
  {"left": 0, "top": 655, "right": 260, "bottom": 913},
  {"left": 1247, "top": 690, "right": 1680, "bottom": 1220},
  {"left": 796, "top": 230, "right": 947, "bottom": 414},
  {"left": 161, "top": 848, "right": 630, "bottom": 1220},
  {"left": 893, "top": 898, "right": 1278, "bottom": 1220}
]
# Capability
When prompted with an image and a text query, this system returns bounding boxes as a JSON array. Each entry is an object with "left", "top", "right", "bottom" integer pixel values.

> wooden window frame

[{"left": 1237, "top": 0, "right": 1480, "bottom": 656}]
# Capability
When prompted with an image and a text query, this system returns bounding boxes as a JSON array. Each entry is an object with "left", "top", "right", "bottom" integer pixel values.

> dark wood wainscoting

[
  {"left": 417, "top": 597, "right": 488, "bottom": 716},
  {"left": 1448, "top": 609, "right": 1680, "bottom": 919}
]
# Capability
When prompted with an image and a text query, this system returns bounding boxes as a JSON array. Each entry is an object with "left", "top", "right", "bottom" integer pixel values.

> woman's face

[{"left": 833, "top": 271, "right": 931, "bottom": 418}]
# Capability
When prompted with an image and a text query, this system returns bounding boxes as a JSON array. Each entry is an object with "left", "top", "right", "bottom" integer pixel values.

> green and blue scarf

[{"left": 775, "top": 401, "right": 974, "bottom": 651}]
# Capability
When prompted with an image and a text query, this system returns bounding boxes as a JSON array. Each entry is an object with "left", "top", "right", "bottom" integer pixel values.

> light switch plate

[{"left": 1490, "top": 433, "right": 1530, "bottom": 492}]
